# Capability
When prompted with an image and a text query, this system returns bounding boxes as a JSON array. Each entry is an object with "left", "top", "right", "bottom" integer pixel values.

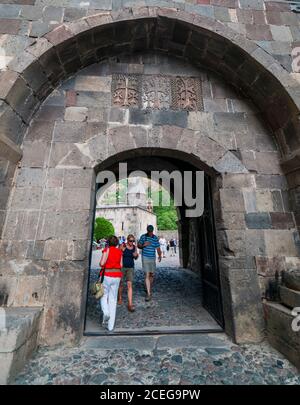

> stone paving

[
  {"left": 85, "top": 251, "right": 220, "bottom": 333},
  {"left": 13, "top": 334, "right": 300, "bottom": 385}
]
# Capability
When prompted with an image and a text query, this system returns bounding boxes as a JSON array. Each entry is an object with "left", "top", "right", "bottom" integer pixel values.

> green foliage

[
  {"left": 152, "top": 189, "right": 178, "bottom": 230},
  {"left": 94, "top": 217, "right": 115, "bottom": 241}
]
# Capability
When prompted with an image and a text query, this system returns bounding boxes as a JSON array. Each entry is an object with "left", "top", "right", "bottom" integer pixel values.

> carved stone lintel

[{"left": 111, "top": 74, "right": 204, "bottom": 111}]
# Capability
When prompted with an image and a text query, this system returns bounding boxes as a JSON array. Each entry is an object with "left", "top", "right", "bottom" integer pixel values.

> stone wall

[
  {"left": 157, "top": 230, "right": 179, "bottom": 242},
  {"left": 0, "top": 51, "right": 298, "bottom": 344},
  {"left": 0, "top": 1, "right": 299, "bottom": 78},
  {"left": 95, "top": 205, "right": 157, "bottom": 239}
]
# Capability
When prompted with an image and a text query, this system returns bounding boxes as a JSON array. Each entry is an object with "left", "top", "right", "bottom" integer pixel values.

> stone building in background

[
  {"left": 96, "top": 177, "right": 157, "bottom": 238},
  {"left": 0, "top": 0, "right": 299, "bottom": 373}
]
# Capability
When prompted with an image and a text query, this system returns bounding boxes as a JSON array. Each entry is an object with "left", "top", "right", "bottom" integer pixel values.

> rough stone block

[
  {"left": 35, "top": 106, "right": 65, "bottom": 122},
  {"left": 74, "top": 75, "right": 111, "bottom": 92},
  {"left": 243, "top": 190, "right": 257, "bottom": 213},
  {"left": 214, "top": 151, "right": 247, "bottom": 174},
  {"left": 41, "top": 188, "right": 61, "bottom": 211},
  {"left": 63, "top": 168, "right": 94, "bottom": 189},
  {"left": 25, "top": 120, "right": 54, "bottom": 142},
  {"left": 220, "top": 267, "right": 265, "bottom": 343},
  {"left": 255, "top": 174, "right": 287, "bottom": 190},
  {"left": 49, "top": 142, "right": 92, "bottom": 168},
  {"left": 187, "top": 111, "right": 214, "bottom": 131},
  {"left": 13, "top": 276, "right": 47, "bottom": 307},
  {"left": 10, "top": 187, "right": 43, "bottom": 210},
  {"left": 0, "top": 307, "right": 42, "bottom": 384},
  {"left": 0, "top": 19, "right": 21, "bottom": 35},
  {"left": 255, "top": 190, "right": 274, "bottom": 212},
  {"left": 108, "top": 125, "right": 135, "bottom": 153},
  {"left": 271, "top": 212, "right": 295, "bottom": 229},
  {"left": 246, "top": 229, "right": 266, "bottom": 255},
  {"left": 194, "top": 133, "right": 226, "bottom": 167},
  {"left": 41, "top": 269, "right": 86, "bottom": 345},
  {"left": 217, "top": 230, "right": 246, "bottom": 256},
  {"left": 16, "top": 167, "right": 46, "bottom": 188},
  {"left": 207, "top": 131, "right": 236, "bottom": 150},
  {"left": 60, "top": 188, "right": 92, "bottom": 210},
  {"left": 245, "top": 24, "right": 272, "bottom": 40},
  {"left": 271, "top": 190, "right": 284, "bottom": 212},
  {"left": 45, "top": 168, "right": 64, "bottom": 188},
  {"left": 21, "top": 141, "right": 50, "bottom": 168},
  {"left": 53, "top": 122, "right": 86, "bottom": 143},
  {"left": 239, "top": 0, "right": 264, "bottom": 10},
  {"left": 151, "top": 110, "right": 188, "bottom": 128},
  {"left": 216, "top": 212, "right": 246, "bottom": 230},
  {"left": 0, "top": 101, "right": 26, "bottom": 145},
  {"left": 245, "top": 212, "right": 272, "bottom": 229},
  {"left": 255, "top": 255, "right": 286, "bottom": 277},
  {"left": 220, "top": 189, "right": 245, "bottom": 212},
  {"left": 128, "top": 125, "right": 148, "bottom": 148},
  {"left": 282, "top": 269, "right": 300, "bottom": 292},
  {"left": 213, "top": 112, "right": 247, "bottom": 133},
  {"left": 270, "top": 25, "right": 292, "bottom": 42},
  {"left": 2, "top": 210, "right": 39, "bottom": 241},
  {"left": 65, "top": 107, "right": 88, "bottom": 122},
  {"left": 76, "top": 91, "right": 111, "bottom": 108},
  {"left": 264, "top": 230, "right": 299, "bottom": 257},
  {"left": 280, "top": 286, "right": 300, "bottom": 309},
  {"left": 264, "top": 302, "right": 300, "bottom": 370},
  {"left": 43, "top": 240, "right": 68, "bottom": 261}
]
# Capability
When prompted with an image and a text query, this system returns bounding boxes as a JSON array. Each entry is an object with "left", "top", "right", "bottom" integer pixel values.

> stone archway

[
  {"left": 1, "top": 7, "right": 300, "bottom": 160},
  {"left": 85, "top": 147, "right": 225, "bottom": 334},
  {"left": 0, "top": 8, "right": 300, "bottom": 347}
]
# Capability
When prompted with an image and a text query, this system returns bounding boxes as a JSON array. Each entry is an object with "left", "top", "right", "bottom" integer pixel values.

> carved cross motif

[
  {"left": 171, "top": 77, "right": 203, "bottom": 111},
  {"left": 112, "top": 74, "right": 139, "bottom": 107},
  {"left": 142, "top": 76, "right": 171, "bottom": 110}
]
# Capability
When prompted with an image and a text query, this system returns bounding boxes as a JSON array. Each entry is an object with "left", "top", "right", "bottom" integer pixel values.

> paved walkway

[
  {"left": 13, "top": 252, "right": 300, "bottom": 385},
  {"left": 13, "top": 334, "right": 300, "bottom": 385},
  {"left": 85, "top": 251, "right": 220, "bottom": 333}
]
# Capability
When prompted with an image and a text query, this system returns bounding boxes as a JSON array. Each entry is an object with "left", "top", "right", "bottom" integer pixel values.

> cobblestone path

[
  {"left": 13, "top": 334, "right": 300, "bottom": 385},
  {"left": 85, "top": 252, "right": 220, "bottom": 332},
  {"left": 14, "top": 252, "right": 300, "bottom": 385}
]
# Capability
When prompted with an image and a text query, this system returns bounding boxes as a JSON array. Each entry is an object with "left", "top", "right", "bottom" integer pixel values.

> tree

[
  {"left": 152, "top": 189, "right": 178, "bottom": 230},
  {"left": 93, "top": 217, "right": 115, "bottom": 241}
]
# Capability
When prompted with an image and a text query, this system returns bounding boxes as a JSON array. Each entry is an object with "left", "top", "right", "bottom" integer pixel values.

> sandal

[{"left": 127, "top": 305, "right": 135, "bottom": 312}]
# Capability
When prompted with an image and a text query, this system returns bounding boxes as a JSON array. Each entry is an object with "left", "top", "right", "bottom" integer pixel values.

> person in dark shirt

[
  {"left": 118, "top": 234, "right": 138, "bottom": 312},
  {"left": 169, "top": 239, "right": 175, "bottom": 256}
]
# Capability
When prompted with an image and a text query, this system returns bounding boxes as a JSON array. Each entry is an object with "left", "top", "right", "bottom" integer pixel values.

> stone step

[
  {"left": 82, "top": 332, "right": 231, "bottom": 352},
  {"left": 0, "top": 307, "right": 42, "bottom": 385}
]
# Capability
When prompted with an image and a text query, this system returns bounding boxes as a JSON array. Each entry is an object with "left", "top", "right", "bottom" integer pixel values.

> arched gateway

[{"left": 1, "top": 8, "right": 300, "bottom": 347}]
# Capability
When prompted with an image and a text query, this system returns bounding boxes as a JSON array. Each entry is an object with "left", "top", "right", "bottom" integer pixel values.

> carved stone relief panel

[
  {"left": 111, "top": 74, "right": 203, "bottom": 111},
  {"left": 141, "top": 75, "right": 171, "bottom": 110},
  {"left": 171, "top": 77, "right": 203, "bottom": 111},
  {"left": 112, "top": 74, "right": 140, "bottom": 107}
]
